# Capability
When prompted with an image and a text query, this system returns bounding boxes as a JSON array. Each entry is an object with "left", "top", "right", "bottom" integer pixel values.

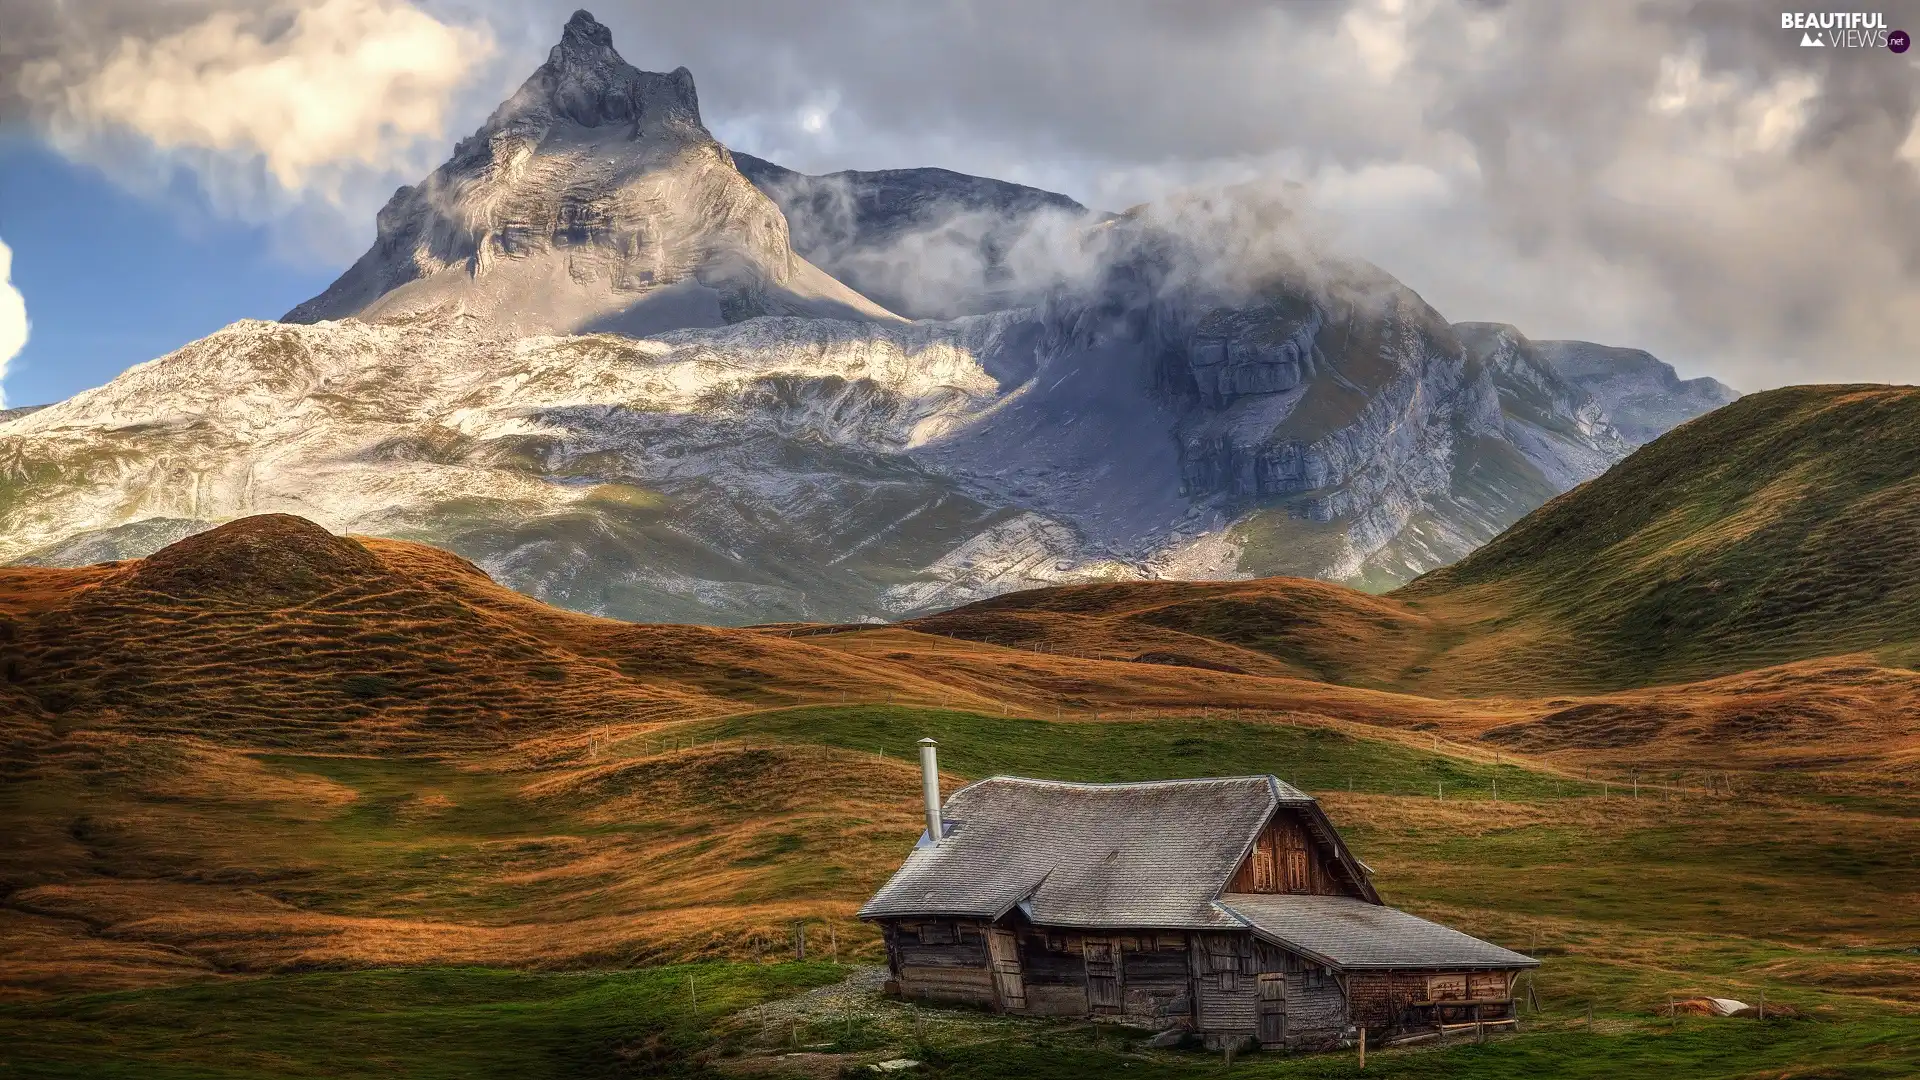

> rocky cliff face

[
  {"left": 1527, "top": 336, "right": 1741, "bottom": 444},
  {"left": 0, "top": 13, "right": 1740, "bottom": 620},
  {"left": 286, "top": 10, "right": 898, "bottom": 338}
]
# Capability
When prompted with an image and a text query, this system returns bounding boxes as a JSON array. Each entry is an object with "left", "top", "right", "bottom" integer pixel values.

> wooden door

[
  {"left": 1256, "top": 973, "right": 1287, "bottom": 1046},
  {"left": 987, "top": 929, "right": 1026, "bottom": 1011},
  {"left": 1083, "top": 938, "right": 1121, "bottom": 1010}
]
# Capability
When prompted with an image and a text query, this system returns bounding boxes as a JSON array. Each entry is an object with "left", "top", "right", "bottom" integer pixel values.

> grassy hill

[
  {"left": 1403, "top": 385, "right": 1920, "bottom": 689},
  {"left": 913, "top": 385, "right": 1920, "bottom": 700},
  {"left": 6, "top": 387, "right": 1920, "bottom": 1078}
]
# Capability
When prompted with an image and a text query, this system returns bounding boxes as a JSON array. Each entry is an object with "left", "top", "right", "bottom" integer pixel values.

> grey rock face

[
  {"left": 285, "top": 10, "right": 898, "bottom": 337},
  {"left": 733, "top": 152, "right": 1099, "bottom": 319},
  {"left": 1530, "top": 337, "right": 1740, "bottom": 444},
  {"left": 0, "top": 14, "right": 1743, "bottom": 619}
]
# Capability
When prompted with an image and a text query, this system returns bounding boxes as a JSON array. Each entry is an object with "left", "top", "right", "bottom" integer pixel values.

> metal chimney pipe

[{"left": 919, "top": 738, "right": 942, "bottom": 845}]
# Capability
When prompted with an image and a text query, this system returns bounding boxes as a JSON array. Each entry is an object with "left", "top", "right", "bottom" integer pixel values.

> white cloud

[
  {"left": 1341, "top": 0, "right": 1412, "bottom": 83},
  {"left": 20, "top": 0, "right": 494, "bottom": 220},
  {"left": 0, "top": 236, "right": 28, "bottom": 410}
]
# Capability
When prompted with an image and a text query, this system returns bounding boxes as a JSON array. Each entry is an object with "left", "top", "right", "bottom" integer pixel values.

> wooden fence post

[{"left": 1358, "top": 1026, "right": 1366, "bottom": 1069}]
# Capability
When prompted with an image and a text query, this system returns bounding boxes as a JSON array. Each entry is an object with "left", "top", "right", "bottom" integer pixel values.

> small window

[
  {"left": 1252, "top": 849, "right": 1276, "bottom": 891},
  {"left": 1218, "top": 971, "right": 1239, "bottom": 993},
  {"left": 918, "top": 922, "right": 954, "bottom": 945}
]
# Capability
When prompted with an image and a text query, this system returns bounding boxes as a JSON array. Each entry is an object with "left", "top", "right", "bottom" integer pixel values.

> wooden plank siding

[
  {"left": 1227, "top": 810, "right": 1349, "bottom": 896},
  {"left": 884, "top": 918, "right": 998, "bottom": 1007},
  {"left": 1014, "top": 929, "right": 1091, "bottom": 1016},
  {"left": 1121, "top": 938, "right": 1194, "bottom": 1026},
  {"left": 1347, "top": 969, "right": 1516, "bottom": 1030},
  {"left": 1009, "top": 927, "right": 1194, "bottom": 1026},
  {"left": 881, "top": 915, "right": 1528, "bottom": 1051},
  {"left": 1191, "top": 932, "right": 1260, "bottom": 1035},
  {"left": 1249, "top": 940, "right": 1349, "bottom": 1050}
]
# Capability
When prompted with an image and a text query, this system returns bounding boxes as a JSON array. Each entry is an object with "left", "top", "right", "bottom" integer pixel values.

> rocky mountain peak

[
  {"left": 281, "top": 10, "right": 894, "bottom": 336},
  {"left": 561, "top": 8, "right": 614, "bottom": 48},
  {"left": 485, "top": 9, "right": 702, "bottom": 137}
]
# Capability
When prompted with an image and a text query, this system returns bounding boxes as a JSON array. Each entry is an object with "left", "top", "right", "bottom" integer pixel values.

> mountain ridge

[{"left": 0, "top": 11, "right": 1738, "bottom": 623}]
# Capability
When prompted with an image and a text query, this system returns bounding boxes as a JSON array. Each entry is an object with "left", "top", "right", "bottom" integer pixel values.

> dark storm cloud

[{"left": 7, "top": 0, "right": 1919, "bottom": 385}]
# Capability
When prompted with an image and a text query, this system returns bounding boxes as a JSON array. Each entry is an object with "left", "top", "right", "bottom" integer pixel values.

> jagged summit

[
  {"left": 283, "top": 11, "right": 897, "bottom": 336},
  {"left": 493, "top": 10, "right": 702, "bottom": 136}
]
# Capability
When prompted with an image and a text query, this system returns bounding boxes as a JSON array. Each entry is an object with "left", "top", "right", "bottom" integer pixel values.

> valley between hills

[{"left": 3, "top": 384, "right": 1919, "bottom": 1077}]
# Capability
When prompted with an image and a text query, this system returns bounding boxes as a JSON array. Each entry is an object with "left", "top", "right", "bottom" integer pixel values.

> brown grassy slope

[
  {"left": 3, "top": 510, "right": 1920, "bottom": 1006},
  {"left": 9, "top": 509, "right": 1913, "bottom": 774},
  {"left": 0, "top": 515, "right": 999, "bottom": 753},
  {"left": 904, "top": 576, "right": 1436, "bottom": 687},
  {"left": 2, "top": 737, "right": 932, "bottom": 999}
]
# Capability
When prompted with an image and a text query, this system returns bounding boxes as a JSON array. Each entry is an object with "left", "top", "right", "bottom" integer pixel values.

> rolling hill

[
  {"left": 6, "top": 381, "right": 1920, "bottom": 1075},
  {"left": 916, "top": 385, "right": 1920, "bottom": 695}
]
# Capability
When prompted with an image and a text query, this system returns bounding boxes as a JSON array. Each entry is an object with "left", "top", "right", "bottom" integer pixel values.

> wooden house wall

[
  {"left": 1227, "top": 810, "right": 1348, "bottom": 896},
  {"left": 1346, "top": 969, "right": 1519, "bottom": 1030},
  {"left": 881, "top": 917, "right": 1522, "bottom": 1046},
  {"left": 883, "top": 918, "right": 996, "bottom": 1007},
  {"left": 1250, "top": 941, "right": 1348, "bottom": 1049},
  {"left": 1012, "top": 928, "right": 1193, "bottom": 1027},
  {"left": 1013, "top": 929, "right": 1091, "bottom": 1017},
  {"left": 1191, "top": 932, "right": 1260, "bottom": 1034},
  {"left": 1117, "top": 931, "right": 1193, "bottom": 1027}
]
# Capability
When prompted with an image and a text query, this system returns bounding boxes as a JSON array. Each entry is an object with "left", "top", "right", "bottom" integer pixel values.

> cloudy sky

[{"left": 1, "top": 0, "right": 1917, "bottom": 406}]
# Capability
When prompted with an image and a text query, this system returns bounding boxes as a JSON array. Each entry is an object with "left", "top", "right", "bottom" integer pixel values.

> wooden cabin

[{"left": 859, "top": 756, "right": 1537, "bottom": 1051}]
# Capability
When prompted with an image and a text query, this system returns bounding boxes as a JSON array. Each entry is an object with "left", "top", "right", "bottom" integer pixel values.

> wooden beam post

[{"left": 1358, "top": 1026, "right": 1366, "bottom": 1069}]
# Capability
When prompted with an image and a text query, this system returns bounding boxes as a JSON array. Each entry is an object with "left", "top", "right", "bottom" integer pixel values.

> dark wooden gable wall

[{"left": 1226, "top": 808, "right": 1357, "bottom": 896}]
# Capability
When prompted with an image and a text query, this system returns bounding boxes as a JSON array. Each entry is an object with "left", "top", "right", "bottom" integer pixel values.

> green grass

[
  {"left": 1403, "top": 385, "right": 1920, "bottom": 688},
  {"left": 695, "top": 704, "right": 1584, "bottom": 800},
  {"left": 11, "top": 962, "right": 1918, "bottom": 1080},
  {"left": 0, "top": 964, "right": 845, "bottom": 1080},
  {"left": 13, "top": 710, "right": 1920, "bottom": 1078},
  {"left": 906, "top": 1017, "right": 1920, "bottom": 1079}
]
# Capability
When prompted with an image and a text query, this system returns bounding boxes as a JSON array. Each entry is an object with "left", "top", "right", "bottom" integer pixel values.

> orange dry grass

[
  {"left": 1, "top": 739, "right": 920, "bottom": 996},
  {"left": 6, "top": 509, "right": 1920, "bottom": 1002}
]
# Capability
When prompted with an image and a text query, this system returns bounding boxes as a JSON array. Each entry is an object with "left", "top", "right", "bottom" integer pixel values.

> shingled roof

[
  {"left": 1222, "top": 894, "right": 1539, "bottom": 971},
  {"left": 860, "top": 775, "right": 1325, "bottom": 929}
]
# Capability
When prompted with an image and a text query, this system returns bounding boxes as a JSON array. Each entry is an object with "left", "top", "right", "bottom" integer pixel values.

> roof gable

[{"left": 861, "top": 775, "right": 1309, "bottom": 928}]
